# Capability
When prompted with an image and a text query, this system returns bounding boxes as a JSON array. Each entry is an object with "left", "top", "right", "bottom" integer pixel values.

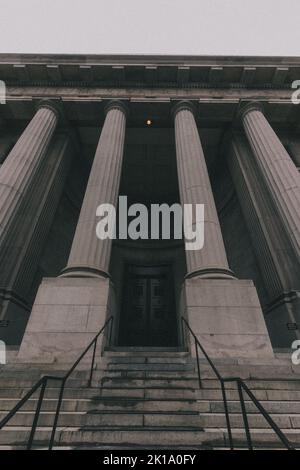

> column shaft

[
  {"left": 173, "top": 102, "right": 233, "bottom": 278},
  {"left": 62, "top": 101, "right": 127, "bottom": 278},
  {"left": 241, "top": 104, "right": 300, "bottom": 260},
  {"left": 228, "top": 134, "right": 300, "bottom": 296},
  {"left": 0, "top": 103, "right": 58, "bottom": 291}
]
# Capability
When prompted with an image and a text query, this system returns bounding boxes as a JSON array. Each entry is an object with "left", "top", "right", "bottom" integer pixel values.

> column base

[
  {"left": 17, "top": 277, "right": 113, "bottom": 364},
  {"left": 60, "top": 265, "right": 110, "bottom": 279},
  {"left": 185, "top": 267, "right": 235, "bottom": 280},
  {"left": 181, "top": 278, "right": 273, "bottom": 359}
]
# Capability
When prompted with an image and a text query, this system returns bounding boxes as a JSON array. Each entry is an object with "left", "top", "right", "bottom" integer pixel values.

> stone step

[
  {"left": 104, "top": 348, "right": 189, "bottom": 356},
  {"left": 0, "top": 378, "right": 92, "bottom": 389},
  {"left": 196, "top": 388, "right": 268, "bottom": 401},
  {"left": 0, "top": 410, "right": 201, "bottom": 428},
  {"left": 106, "top": 363, "right": 196, "bottom": 372},
  {"left": 3, "top": 396, "right": 300, "bottom": 416},
  {"left": 2, "top": 368, "right": 300, "bottom": 390},
  {"left": 0, "top": 397, "right": 200, "bottom": 413},
  {"left": 99, "top": 379, "right": 300, "bottom": 400},
  {"left": 0, "top": 377, "right": 196, "bottom": 394},
  {"left": 0, "top": 444, "right": 294, "bottom": 450},
  {"left": 197, "top": 388, "right": 300, "bottom": 401},
  {"left": 103, "top": 363, "right": 300, "bottom": 380},
  {"left": 99, "top": 377, "right": 200, "bottom": 388},
  {"left": 186, "top": 365, "right": 299, "bottom": 380},
  {"left": 209, "top": 400, "right": 300, "bottom": 414},
  {"left": 0, "top": 386, "right": 197, "bottom": 401},
  {"left": 96, "top": 372, "right": 300, "bottom": 388},
  {"left": 98, "top": 387, "right": 196, "bottom": 400},
  {"left": 1, "top": 383, "right": 300, "bottom": 405},
  {"left": 266, "top": 390, "right": 300, "bottom": 401},
  {"left": 0, "top": 445, "right": 222, "bottom": 450},
  {"left": 198, "top": 412, "right": 297, "bottom": 429},
  {"left": 56, "top": 426, "right": 300, "bottom": 448},
  {"left": 105, "top": 357, "right": 191, "bottom": 365},
  {"left": 0, "top": 426, "right": 300, "bottom": 449},
  {"left": 0, "top": 426, "right": 298, "bottom": 448},
  {"left": 221, "top": 428, "right": 300, "bottom": 448},
  {"left": 2, "top": 383, "right": 300, "bottom": 402},
  {"left": 2, "top": 409, "right": 300, "bottom": 430},
  {"left": 0, "top": 427, "right": 224, "bottom": 447}
]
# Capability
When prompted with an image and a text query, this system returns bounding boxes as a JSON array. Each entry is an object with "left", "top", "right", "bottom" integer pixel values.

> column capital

[
  {"left": 36, "top": 99, "right": 62, "bottom": 120},
  {"left": 238, "top": 101, "right": 265, "bottom": 121},
  {"left": 104, "top": 100, "right": 129, "bottom": 118},
  {"left": 171, "top": 100, "right": 196, "bottom": 119}
]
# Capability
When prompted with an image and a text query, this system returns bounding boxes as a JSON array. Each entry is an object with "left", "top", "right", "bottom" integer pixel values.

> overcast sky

[{"left": 0, "top": 0, "right": 299, "bottom": 56}]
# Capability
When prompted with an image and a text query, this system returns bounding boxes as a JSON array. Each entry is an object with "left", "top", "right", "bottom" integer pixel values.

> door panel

[{"left": 118, "top": 265, "right": 177, "bottom": 347}]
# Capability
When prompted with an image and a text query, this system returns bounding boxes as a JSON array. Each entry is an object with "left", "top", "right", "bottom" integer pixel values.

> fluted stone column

[
  {"left": 241, "top": 103, "right": 300, "bottom": 260},
  {"left": 0, "top": 102, "right": 59, "bottom": 295},
  {"left": 0, "top": 103, "right": 58, "bottom": 242},
  {"left": 172, "top": 101, "right": 233, "bottom": 279},
  {"left": 0, "top": 103, "right": 76, "bottom": 344},
  {"left": 228, "top": 134, "right": 300, "bottom": 347},
  {"left": 62, "top": 100, "right": 127, "bottom": 278},
  {"left": 18, "top": 100, "right": 127, "bottom": 361},
  {"left": 172, "top": 101, "right": 272, "bottom": 358}
]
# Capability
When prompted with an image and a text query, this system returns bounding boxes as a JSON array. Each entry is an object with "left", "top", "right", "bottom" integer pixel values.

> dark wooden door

[{"left": 118, "top": 265, "right": 177, "bottom": 347}]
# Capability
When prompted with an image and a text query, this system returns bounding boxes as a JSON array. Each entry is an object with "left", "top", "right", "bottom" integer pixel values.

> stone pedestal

[
  {"left": 182, "top": 278, "right": 274, "bottom": 359},
  {"left": 18, "top": 277, "right": 113, "bottom": 364}
]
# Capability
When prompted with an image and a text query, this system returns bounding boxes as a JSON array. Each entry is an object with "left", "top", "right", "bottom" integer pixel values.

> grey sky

[{"left": 0, "top": 0, "right": 299, "bottom": 56}]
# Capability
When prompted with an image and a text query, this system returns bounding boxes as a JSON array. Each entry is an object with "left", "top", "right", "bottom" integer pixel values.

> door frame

[{"left": 117, "top": 263, "right": 179, "bottom": 347}]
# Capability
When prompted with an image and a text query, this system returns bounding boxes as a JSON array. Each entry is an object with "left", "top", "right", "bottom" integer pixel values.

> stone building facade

[{"left": 0, "top": 54, "right": 300, "bottom": 363}]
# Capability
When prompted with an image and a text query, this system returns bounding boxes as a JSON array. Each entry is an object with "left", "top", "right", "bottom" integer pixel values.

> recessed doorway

[{"left": 118, "top": 265, "right": 178, "bottom": 347}]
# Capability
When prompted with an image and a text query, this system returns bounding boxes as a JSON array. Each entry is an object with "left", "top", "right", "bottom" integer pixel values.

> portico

[{"left": 0, "top": 54, "right": 299, "bottom": 363}]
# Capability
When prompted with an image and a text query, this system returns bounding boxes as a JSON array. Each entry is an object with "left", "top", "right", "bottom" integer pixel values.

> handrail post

[
  {"left": 237, "top": 379, "right": 253, "bottom": 450},
  {"left": 26, "top": 378, "right": 47, "bottom": 450},
  {"left": 194, "top": 338, "right": 202, "bottom": 389},
  {"left": 88, "top": 338, "right": 97, "bottom": 388},
  {"left": 220, "top": 379, "right": 234, "bottom": 450},
  {"left": 181, "top": 317, "right": 185, "bottom": 348},
  {"left": 109, "top": 316, "right": 114, "bottom": 346},
  {"left": 49, "top": 379, "right": 65, "bottom": 450}
]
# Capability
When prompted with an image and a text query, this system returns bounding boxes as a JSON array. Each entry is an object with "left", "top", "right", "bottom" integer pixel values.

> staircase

[{"left": 0, "top": 350, "right": 300, "bottom": 449}]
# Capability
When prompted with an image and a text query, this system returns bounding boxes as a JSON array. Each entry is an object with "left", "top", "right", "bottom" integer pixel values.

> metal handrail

[
  {"left": 181, "top": 316, "right": 295, "bottom": 450},
  {"left": 0, "top": 316, "right": 113, "bottom": 450}
]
